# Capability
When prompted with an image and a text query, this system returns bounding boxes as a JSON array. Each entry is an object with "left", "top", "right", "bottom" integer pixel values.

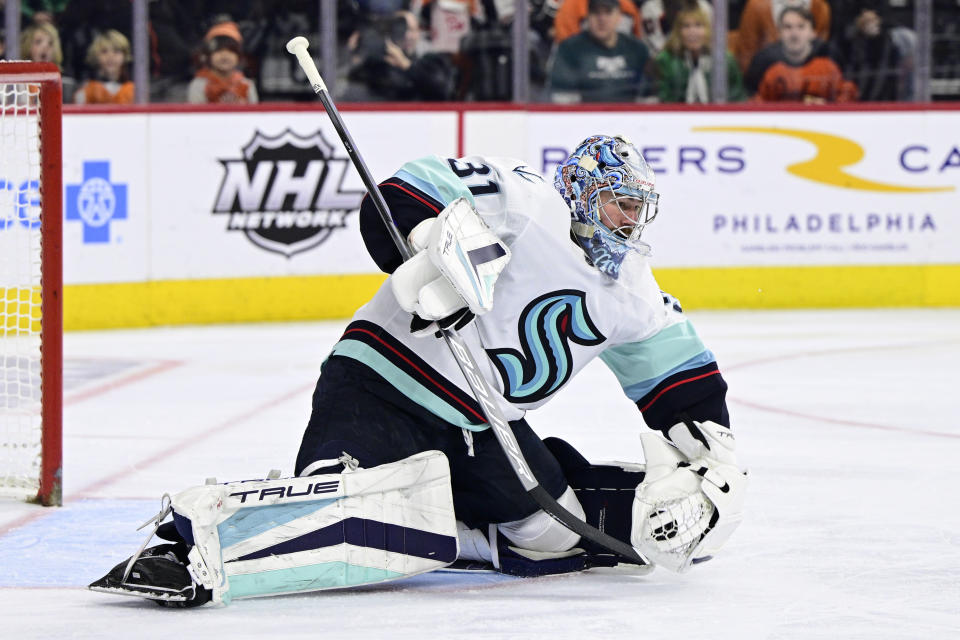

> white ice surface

[{"left": 1, "top": 309, "right": 958, "bottom": 639}]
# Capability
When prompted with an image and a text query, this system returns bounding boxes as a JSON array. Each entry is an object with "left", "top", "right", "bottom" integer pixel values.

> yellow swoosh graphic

[{"left": 695, "top": 126, "right": 954, "bottom": 193}]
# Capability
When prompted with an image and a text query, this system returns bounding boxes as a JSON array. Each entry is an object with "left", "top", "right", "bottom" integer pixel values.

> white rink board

[
  {"left": 467, "top": 110, "right": 960, "bottom": 267},
  {"left": 61, "top": 111, "right": 458, "bottom": 284},
  {"left": 59, "top": 108, "right": 960, "bottom": 288},
  {"left": 62, "top": 114, "right": 150, "bottom": 284},
  {"left": 148, "top": 111, "right": 455, "bottom": 280}
]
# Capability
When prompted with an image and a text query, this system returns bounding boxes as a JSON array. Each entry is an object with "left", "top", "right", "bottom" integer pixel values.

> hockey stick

[{"left": 285, "top": 37, "right": 649, "bottom": 568}]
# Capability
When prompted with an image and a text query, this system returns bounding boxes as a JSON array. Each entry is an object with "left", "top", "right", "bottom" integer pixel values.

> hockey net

[{"left": 0, "top": 62, "right": 63, "bottom": 506}]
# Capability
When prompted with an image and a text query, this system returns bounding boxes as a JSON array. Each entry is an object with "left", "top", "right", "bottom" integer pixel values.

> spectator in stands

[
  {"left": 20, "top": 1, "right": 67, "bottom": 27},
  {"left": 554, "top": 0, "right": 642, "bottom": 43},
  {"left": 655, "top": 4, "right": 746, "bottom": 102},
  {"left": 549, "top": 0, "right": 651, "bottom": 103},
  {"left": 187, "top": 21, "right": 259, "bottom": 104},
  {"left": 453, "top": 0, "right": 552, "bottom": 100},
  {"left": 734, "top": 0, "right": 831, "bottom": 73},
  {"left": 57, "top": 0, "right": 133, "bottom": 89},
  {"left": 19, "top": 21, "right": 75, "bottom": 101},
  {"left": 20, "top": 20, "right": 62, "bottom": 65},
  {"left": 419, "top": 0, "right": 475, "bottom": 54},
  {"left": 746, "top": 6, "right": 856, "bottom": 103},
  {"left": 637, "top": 0, "right": 713, "bottom": 56},
  {"left": 839, "top": 8, "right": 906, "bottom": 102},
  {"left": 75, "top": 30, "right": 135, "bottom": 104},
  {"left": 342, "top": 10, "right": 458, "bottom": 101}
]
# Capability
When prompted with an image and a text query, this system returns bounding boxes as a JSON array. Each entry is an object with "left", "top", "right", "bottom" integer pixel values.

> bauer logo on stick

[{"left": 212, "top": 129, "right": 365, "bottom": 257}]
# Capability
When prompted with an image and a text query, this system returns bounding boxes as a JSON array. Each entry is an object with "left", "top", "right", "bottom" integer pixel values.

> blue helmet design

[{"left": 554, "top": 135, "right": 660, "bottom": 279}]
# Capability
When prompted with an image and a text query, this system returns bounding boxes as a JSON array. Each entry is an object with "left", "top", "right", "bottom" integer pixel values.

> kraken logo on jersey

[{"left": 487, "top": 290, "right": 605, "bottom": 403}]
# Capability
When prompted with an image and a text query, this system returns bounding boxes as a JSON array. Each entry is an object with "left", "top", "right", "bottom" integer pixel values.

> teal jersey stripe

[
  {"left": 395, "top": 156, "right": 476, "bottom": 208},
  {"left": 620, "top": 351, "right": 717, "bottom": 402},
  {"left": 331, "top": 339, "right": 489, "bottom": 432},
  {"left": 226, "top": 562, "right": 407, "bottom": 600},
  {"left": 599, "top": 320, "right": 714, "bottom": 401},
  {"left": 217, "top": 499, "right": 338, "bottom": 550}
]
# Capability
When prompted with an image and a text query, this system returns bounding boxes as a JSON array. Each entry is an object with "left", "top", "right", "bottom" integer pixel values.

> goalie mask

[{"left": 554, "top": 135, "right": 660, "bottom": 279}]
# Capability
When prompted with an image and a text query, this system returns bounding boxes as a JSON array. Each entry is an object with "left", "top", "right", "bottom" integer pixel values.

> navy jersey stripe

[
  {"left": 360, "top": 179, "right": 444, "bottom": 273},
  {"left": 636, "top": 361, "right": 729, "bottom": 431}
]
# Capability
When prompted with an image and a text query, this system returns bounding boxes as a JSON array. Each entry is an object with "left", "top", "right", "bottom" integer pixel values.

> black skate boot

[{"left": 89, "top": 543, "right": 212, "bottom": 608}]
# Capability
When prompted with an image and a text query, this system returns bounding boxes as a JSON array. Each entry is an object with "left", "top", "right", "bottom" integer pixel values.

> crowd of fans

[{"left": 1, "top": 0, "right": 958, "bottom": 104}]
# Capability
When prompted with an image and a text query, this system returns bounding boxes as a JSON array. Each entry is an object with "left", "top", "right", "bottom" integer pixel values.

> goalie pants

[{"left": 296, "top": 355, "right": 569, "bottom": 528}]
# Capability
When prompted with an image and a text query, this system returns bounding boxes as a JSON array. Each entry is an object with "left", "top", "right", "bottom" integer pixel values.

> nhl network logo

[{"left": 212, "top": 129, "right": 365, "bottom": 257}]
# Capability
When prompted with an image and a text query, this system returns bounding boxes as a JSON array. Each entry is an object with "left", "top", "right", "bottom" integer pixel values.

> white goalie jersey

[{"left": 335, "top": 155, "right": 724, "bottom": 434}]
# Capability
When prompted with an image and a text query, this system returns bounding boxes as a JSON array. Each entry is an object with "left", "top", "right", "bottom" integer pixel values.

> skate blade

[
  {"left": 436, "top": 559, "right": 498, "bottom": 573},
  {"left": 88, "top": 581, "right": 191, "bottom": 603}
]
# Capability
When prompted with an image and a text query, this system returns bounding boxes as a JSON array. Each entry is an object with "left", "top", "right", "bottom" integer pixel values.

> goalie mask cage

[{"left": 0, "top": 62, "right": 63, "bottom": 506}]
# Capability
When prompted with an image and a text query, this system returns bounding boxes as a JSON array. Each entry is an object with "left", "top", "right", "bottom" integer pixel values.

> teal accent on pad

[
  {"left": 396, "top": 156, "right": 476, "bottom": 208},
  {"left": 599, "top": 321, "right": 713, "bottom": 401},
  {"left": 226, "top": 562, "right": 407, "bottom": 599},
  {"left": 331, "top": 339, "right": 488, "bottom": 432},
  {"left": 217, "top": 499, "right": 337, "bottom": 550}
]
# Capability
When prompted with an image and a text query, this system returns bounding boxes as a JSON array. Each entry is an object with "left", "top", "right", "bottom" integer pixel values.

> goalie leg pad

[{"left": 173, "top": 450, "right": 458, "bottom": 604}]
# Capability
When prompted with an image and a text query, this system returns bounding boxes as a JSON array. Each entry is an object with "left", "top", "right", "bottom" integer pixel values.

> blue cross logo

[{"left": 66, "top": 161, "right": 128, "bottom": 243}]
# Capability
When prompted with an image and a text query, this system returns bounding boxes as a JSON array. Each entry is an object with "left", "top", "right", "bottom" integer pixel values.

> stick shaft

[{"left": 315, "top": 91, "right": 412, "bottom": 261}]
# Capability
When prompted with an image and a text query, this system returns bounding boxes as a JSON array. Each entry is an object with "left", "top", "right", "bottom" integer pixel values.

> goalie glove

[
  {"left": 631, "top": 420, "right": 748, "bottom": 573},
  {"left": 391, "top": 198, "right": 510, "bottom": 337}
]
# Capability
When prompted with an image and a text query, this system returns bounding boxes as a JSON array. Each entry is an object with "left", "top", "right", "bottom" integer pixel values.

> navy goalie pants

[{"left": 295, "top": 355, "right": 568, "bottom": 528}]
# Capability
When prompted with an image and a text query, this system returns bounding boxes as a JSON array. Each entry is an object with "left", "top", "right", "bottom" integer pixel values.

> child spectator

[
  {"left": 735, "top": 0, "right": 831, "bottom": 73},
  {"left": 637, "top": 0, "right": 714, "bottom": 57},
  {"left": 187, "top": 21, "right": 258, "bottom": 104},
  {"left": 75, "top": 30, "right": 135, "bottom": 105},
  {"left": 19, "top": 21, "right": 76, "bottom": 102},
  {"left": 746, "top": 6, "right": 856, "bottom": 103},
  {"left": 20, "top": 21, "right": 63, "bottom": 66},
  {"left": 655, "top": 5, "right": 745, "bottom": 102}
]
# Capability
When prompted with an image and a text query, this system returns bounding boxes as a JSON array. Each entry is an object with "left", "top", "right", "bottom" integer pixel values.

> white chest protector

[{"left": 349, "top": 156, "right": 671, "bottom": 426}]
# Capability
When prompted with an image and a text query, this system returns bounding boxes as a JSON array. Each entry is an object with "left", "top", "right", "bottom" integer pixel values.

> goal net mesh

[{"left": 0, "top": 81, "right": 45, "bottom": 497}]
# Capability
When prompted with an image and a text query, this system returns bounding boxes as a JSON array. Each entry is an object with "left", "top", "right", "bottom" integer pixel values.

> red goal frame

[{"left": 0, "top": 62, "right": 63, "bottom": 506}]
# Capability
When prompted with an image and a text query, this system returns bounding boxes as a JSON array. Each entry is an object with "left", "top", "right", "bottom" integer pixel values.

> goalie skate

[{"left": 88, "top": 543, "right": 212, "bottom": 608}]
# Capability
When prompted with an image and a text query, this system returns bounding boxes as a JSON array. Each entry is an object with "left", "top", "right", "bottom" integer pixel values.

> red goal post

[{"left": 0, "top": 62, "right": 63, "bottom": 506}]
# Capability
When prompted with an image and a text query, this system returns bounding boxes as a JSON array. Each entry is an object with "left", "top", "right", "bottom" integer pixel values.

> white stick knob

[{"left": 285, "top": 36, "right": 326, "bottom": 93}]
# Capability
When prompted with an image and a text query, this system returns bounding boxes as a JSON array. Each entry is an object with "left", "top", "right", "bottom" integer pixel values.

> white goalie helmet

[{"left": 554, "top": 135, "right": 660, "bottom": 278}]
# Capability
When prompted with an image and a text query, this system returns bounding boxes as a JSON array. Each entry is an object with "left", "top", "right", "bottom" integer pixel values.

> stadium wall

[{"left": 52, "top": 103, "right": 959, "bottom": 330}]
